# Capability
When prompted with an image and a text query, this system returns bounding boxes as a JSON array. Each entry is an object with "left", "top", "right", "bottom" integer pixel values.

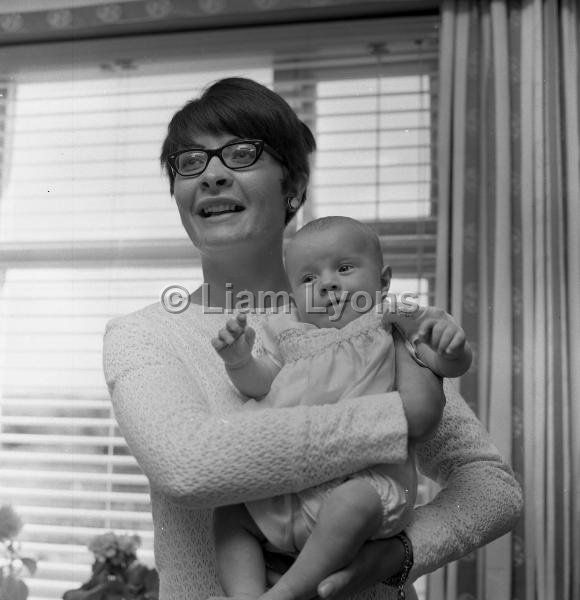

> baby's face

[{"left": 285, "top": 224, "right": 387, "bottom": 329}]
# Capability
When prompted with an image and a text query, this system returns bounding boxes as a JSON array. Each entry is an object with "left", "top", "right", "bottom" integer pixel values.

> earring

[{"left": 287, "top": 196, "right": 301, "bottom": 211}]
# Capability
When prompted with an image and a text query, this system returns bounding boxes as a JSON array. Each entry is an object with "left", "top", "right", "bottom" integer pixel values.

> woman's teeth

[{"left": 201, "top": 203, "right": 243, "bottom": 217}]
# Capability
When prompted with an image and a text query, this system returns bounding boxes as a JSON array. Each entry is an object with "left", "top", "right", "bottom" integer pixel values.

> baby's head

[{"left": 285, "top": 216, "right": 391, "bottom": 329}]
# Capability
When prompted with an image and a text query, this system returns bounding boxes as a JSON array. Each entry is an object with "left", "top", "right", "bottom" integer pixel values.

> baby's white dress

[{"left": 245, "top": 309, "right": 417, "bottom": 554}]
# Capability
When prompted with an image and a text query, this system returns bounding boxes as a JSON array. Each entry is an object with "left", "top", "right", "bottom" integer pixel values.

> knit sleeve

[
  {"left": 406, "top": 379, "right": 523, "bottom": 579},
  {"left": 103, "top": 313, "right": 408, "bottom": 509}
]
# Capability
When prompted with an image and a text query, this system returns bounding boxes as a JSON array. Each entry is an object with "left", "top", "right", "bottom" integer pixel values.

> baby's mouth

[{"left": 327, "top": 292, "right": 348, "bottom": 306}]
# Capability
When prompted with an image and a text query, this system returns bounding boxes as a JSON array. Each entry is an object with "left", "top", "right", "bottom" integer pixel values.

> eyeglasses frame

[{"left": 167, "top": 138, "right": 285, "bottom": 177}]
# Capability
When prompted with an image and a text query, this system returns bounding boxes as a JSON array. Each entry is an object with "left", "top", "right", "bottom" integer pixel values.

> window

[
  {"left": 0, "top": 17, "right": 438, "bottom": 599},
  {"left": 274, "top": 38, "right": 437, "bottom": 302}
]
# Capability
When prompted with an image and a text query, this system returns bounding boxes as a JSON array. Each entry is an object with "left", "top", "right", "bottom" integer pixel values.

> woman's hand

[
  {"left": 393, "top": 328, "right": 445, "bottom": 442},
  {"left": 316, "top": 537, "right": 406, "bottom": 599},
  {"left": 265, "top": 537, "right": 407, "bottom": 599}
]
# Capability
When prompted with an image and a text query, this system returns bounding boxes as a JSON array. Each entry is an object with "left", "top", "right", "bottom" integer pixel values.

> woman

[{"left": 103, "top": 78, "right": 522, "bottom": 600}]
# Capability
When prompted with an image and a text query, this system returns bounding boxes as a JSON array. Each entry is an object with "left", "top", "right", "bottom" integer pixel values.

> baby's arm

[
  {"left": 211, "top": 312, "right": 280, "bottom": 399},
  {"left": 386, "top": 305, "right": 473, "bottom": 378},
  {"left": 392, "top": 328, "right": 446, "bottom": 442}
]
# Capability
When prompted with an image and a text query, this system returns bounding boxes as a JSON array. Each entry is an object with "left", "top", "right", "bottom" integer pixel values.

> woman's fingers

[
  {"left": 317, "top": 538, "right": 405, "bottom": 599},
  {"left": 317, "top": 548, "right": 372, "bottom": 600},
  {"left": 317, "top": 568, "right": 351, "bottom": 599}
]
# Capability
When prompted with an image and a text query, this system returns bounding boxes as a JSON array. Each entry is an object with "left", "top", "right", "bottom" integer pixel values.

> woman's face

[{"left": 172, "top": 132, "right": 288, "bottom": 256}]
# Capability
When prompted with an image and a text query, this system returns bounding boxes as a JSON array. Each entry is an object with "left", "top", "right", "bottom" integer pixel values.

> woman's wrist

[{"left": 383, "top": 531, "right": 414, "bottom": 595}]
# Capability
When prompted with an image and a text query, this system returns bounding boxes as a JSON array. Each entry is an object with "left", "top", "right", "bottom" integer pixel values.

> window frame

[{"left": 0, "top": 16, "right": 439, "bottom": 599}]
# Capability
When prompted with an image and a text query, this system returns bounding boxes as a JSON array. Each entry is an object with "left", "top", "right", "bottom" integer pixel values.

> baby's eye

[
  {"left": 338, "top": 264, "right": 354, "bottom": 273},
  {"left": 302, "top": 274, "right": 315, "bottom": 284}
]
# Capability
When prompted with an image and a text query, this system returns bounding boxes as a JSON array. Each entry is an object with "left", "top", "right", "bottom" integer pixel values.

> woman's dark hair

[{"left": 160, "top": 77, "right": 316, "bottom": 223}]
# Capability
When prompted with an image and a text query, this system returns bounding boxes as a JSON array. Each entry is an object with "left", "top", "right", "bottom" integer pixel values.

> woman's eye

[
  {"left": 338, "top": 264, "right": 353, "bottom": 273},
  {"left": 229, "top": 146, "right": 256, "bottom": 163},
  {"left": 182, "top": 154, "right": 205, "bottom": 167}
]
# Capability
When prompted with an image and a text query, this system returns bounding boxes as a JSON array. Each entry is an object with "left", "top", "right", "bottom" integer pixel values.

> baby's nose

[{"left": 319, "top": 275, "right": 340, "bottom": 294}]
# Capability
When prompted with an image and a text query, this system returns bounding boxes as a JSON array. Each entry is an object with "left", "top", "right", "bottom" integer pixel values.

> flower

[
  {"left": 116, "top": 534, "right": 141, "bottom": 556},
  {"left": 87, "top": 531, "right": 117, "bottom": 561},
  {"left": 0, "top": 505, "right": 23, "bottom": 542},
  {"left": 87, "top": 531, "right": 141, "bottom": 564}
]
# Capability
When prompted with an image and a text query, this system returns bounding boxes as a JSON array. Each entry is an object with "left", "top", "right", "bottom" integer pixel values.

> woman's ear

[
  {"left": 381, "top": 265, "right": 392, "bottom": 292},
  {"left": 286, "top": 174, "right": 308, "bottom": 206}
]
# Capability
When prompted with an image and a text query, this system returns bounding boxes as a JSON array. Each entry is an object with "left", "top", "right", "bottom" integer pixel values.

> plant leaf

[{"left": 21, "top": 557, "right": 37, "bottom": 575}]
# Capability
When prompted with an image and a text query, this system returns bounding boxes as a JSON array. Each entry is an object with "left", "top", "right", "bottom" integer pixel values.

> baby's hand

[
  {"left": 211, "top": 313, "right": 256, "bottom": 369},
  {"left": 385, "top": 305, "right": 471, "bottom": 377},
  {"left": 415, "top": 308, "right": 466, "bottom": 359}
]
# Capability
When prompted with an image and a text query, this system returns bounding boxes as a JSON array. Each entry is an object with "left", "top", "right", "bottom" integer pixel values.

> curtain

[{"left": 435, "top": 1, "right": 580, "bottom": 599}]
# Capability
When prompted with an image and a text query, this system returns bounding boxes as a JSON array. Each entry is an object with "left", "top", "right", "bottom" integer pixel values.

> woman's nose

[{"left": 199, "top": 156, "right": 233, "bottom": 190}]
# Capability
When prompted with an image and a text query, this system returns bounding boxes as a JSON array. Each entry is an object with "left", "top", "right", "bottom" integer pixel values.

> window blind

[
  {"left": 0, "top": 266, "right": 204, "bottom": 599},
  {"left": 0, "top": 17, "right": 438, "bottom": 600},
  {"left": 0, "top": 59, "right": 265, "bottom": 600},
  {"left": 272, "top": 37, "right": 438, "bottom": 292}
]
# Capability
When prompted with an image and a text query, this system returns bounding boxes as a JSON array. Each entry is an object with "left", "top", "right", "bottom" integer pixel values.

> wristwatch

[{"left": 384, "top": 531, "right": 414, "bottom": 599}]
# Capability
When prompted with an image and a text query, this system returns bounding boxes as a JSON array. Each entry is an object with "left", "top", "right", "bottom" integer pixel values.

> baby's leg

[
  {"left": 213, "top": 504, "right": 268, "bottom": 599},
  {"left": 259, "top": 479, "right": 383, "bottom": 600}
]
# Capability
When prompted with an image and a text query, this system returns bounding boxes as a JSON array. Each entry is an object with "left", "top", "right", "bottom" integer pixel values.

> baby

[{"left": 211, "top": 216, "right": 472, "bottom": 600}]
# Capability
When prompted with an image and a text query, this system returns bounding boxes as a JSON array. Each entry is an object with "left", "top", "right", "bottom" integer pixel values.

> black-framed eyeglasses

[{"left": 167, "top": 139, "right": 284, "bottom": 177}]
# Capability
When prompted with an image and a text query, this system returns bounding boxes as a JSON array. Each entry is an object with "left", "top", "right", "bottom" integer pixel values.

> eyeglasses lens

[
  {"left": 221, "top": 142, "right": 258, "bottom": 168},
  {"left": 176, "top": 151, "right": 207, "bottom": 175},
  {"left": 174, "top": 142, "right": 260, "bottom": 176}
]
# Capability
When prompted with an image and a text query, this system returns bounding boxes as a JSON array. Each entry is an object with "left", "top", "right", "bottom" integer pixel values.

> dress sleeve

[
  {"left": 406, "top": 379, "right": 523, "bottom": 579},
  {"left": 103, "top": 313, "right": 409, "bottom": 509}
]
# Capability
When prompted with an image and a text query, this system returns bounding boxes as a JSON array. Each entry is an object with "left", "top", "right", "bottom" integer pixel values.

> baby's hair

[{"left": 289, "top": 216, "right": 384, "bottom": 267}]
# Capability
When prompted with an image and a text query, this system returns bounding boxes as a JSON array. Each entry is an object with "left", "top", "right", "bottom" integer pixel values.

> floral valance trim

[{"left": 0, "top": 0, "right": 409, "bottom": 45}]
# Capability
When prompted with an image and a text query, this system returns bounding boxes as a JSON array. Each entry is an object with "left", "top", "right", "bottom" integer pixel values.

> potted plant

[
  {"left": 0, "top": 505, "right": 37, "bottom": 600},
  {"left": 63, "top": 532, "right": 158, "bottom": 600}
]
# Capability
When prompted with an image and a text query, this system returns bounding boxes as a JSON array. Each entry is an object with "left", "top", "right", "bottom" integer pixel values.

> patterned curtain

[{"left": 433, "top": 1, "right": 580, "bottom": 599}]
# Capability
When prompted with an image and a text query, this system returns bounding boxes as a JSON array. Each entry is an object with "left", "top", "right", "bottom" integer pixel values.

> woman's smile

[{"left": 195, "top": 197, "right": 246, "bottom": 219}]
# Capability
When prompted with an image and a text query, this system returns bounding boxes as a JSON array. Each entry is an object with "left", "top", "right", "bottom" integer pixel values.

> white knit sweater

[{"left": 103, "top": 302, "right": 522, "bottom": 600}]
